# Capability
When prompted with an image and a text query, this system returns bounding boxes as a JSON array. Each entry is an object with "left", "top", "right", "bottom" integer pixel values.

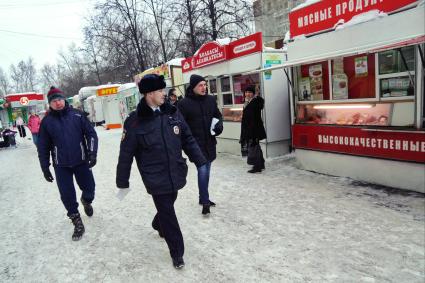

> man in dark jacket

[
  {"left": 38, "top": 86, "right": 98, "bottom": 241},
  {"left": 178, "top": 74, "right": 223, "bottom": 215},
  {"left": 116, "top": 74, "right": 206, "bottom": 269},
  {"left": 240, "top": 85, "right": 267, "bottom": 173}
]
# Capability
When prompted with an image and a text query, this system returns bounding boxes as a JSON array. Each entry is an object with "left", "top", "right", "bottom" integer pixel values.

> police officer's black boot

[
  {"left": 172, "top": 257, "right": 185, "bottom": 269},
  {"left": 80, "top": 197, "right": 93, "bottom": 217},
  {"left": 202, "top": 204, "right": 210, "bottom": 215},
  {"left": 69, "top": 213, "right": 85, "bottom": 241}
]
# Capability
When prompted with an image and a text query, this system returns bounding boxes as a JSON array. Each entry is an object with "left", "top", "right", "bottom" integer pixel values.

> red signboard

[
  {"left": 193, "top": 41, "right": 226, "bottom": 69},
  {"left": 6, "top": 93, "right": 44, "bottom": 102},
  {"left": 292, "top": 124, "right": 425, "bottom": 163},
  {"left": 182, "top": 57, "right": 194, "bottom": 73},
  {"left": 182, "top": 32, "right": 263, "bottom": 73},
  {"left": 228, "top": 32, "right": 263, "bottom": 60},
  {"left": 289, "top": 0, "right": 419, "bottom": 38}
]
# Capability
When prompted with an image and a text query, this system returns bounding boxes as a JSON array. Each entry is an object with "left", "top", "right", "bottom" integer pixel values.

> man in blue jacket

[
  {"left": 38, "top": 86, "right": 98, "bottom": 241},
  {"left": 116, "top": 74, "right": 206, "bottom": 269}
]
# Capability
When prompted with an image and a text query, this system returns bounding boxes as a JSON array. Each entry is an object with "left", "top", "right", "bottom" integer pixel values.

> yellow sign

[
  {"left": 97, "top": 87, "right": 118, "bottom": 96},
  {"left": 136, "top": 64, "right": 170, "bottom": 83}
]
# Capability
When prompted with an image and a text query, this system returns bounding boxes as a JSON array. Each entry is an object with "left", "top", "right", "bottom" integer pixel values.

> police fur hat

[{"left": 138, "top": 74, "right": 166, "bottom": 94}]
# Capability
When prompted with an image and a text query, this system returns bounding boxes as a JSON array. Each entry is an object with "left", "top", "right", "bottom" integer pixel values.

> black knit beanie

[{"left": 189, "top": 74, "right": 206, "bottom": 89}]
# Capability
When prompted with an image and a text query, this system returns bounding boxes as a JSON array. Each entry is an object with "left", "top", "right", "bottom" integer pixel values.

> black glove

[
  {"left": 88, "top": 155, "right": 97, "bottom": 168},
  {"left": 42, "top": 168, "right": 54, "bottom": 182},
  {"left": 213, "top": 120, "right": 223, "bottom": 136}
]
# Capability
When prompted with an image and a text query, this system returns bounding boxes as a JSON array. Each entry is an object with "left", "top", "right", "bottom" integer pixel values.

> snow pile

[
  {"left": 291, "top": 0, "right": 322, "bottom": 12},
  {"left": 166, "top": 58, "right": 184, "bottom": 66},
  {"left": 284, "top": 31, "right": 291, "bottom": 43},
  {"left": 335, "top": 10, "right": 388, "bottom": 30},
  {"left": 0, "top": 128, "right": 424, "bottom": 282},
  {"left": 216, "top": 38, "right": 231, "bottom": 45},
  {"left": 117, "top": 83, "right": 137, "bottom": 92},
  {"left": 263, "top": 46, "right": 279, "bottom": 51}
]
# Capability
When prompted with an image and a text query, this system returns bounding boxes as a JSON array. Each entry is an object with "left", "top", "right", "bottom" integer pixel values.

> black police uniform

[{"left": 116, "top": 98, "right": 206, "bottom": 260}]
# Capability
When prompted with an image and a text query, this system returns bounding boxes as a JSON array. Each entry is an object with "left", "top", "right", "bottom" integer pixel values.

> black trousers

[
  {"left": 17, "top": 125, "right": 26, "bottom": 138},
  {"left": 248, "top": 139, "right": 265, "bottom": 170},
  {"left": 152, "top": 192, "right": 184, "bottom": 259}
]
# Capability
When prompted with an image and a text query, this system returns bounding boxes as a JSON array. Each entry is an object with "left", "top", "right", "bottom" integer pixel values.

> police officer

[
  {"left": 116, "top": 74, "right": 206, "bottom": 269},
  {"left": 38, "top": 86, "right": 98, "bottom": 241}
]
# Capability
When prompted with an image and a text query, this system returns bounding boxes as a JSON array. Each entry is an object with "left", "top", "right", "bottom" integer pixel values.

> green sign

[{"left": 265, "top": 60, "right": 282, "bottom": 65}]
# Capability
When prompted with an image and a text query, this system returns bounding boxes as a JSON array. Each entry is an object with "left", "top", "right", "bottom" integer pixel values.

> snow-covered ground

[{"left": 1, "top": 127, "right": 424, "bottom": 282}]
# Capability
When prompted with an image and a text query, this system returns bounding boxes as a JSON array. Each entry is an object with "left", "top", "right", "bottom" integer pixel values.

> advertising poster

[
  {"left": 309, "top": 64, "right": 323, "bottom": 100},
  {"left": 332, "top": 74, "right": 348, "bottom": 100},
  {"left": 355, "top": 56, "right": 368, "bottom": 77},
  {"left": 333, "top": 57, "right": 344, "bottom": 74},
  {"left": 298, "top": 78, "right": 311, "bottom": 101}
]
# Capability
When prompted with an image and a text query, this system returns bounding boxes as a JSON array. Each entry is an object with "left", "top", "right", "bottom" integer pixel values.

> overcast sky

[{"left": 0, "top": 0, "right": 92, "bottom": 71}]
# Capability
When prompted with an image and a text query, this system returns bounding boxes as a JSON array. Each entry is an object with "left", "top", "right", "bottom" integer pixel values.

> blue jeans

[
  {"left": 32, "top": 133, "right": 39, "bottom": 147},
  {"left": 197, "top": 162, "right": 212, "bottom": 205}
]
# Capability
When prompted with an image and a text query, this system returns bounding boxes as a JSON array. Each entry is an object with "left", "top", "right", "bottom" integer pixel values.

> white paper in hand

[
  {"left": 210, "top": 118, "right": 220, "bottom": 135},
  {"left": 116, "top": 188, "right": 131, "bottom": 201}
]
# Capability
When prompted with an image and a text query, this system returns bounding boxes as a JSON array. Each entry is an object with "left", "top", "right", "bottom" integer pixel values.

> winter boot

[
  {"left": 81, "top": 197, "right": 93, "bottom": 217},
  {"left": 202, "top": 204, "right": 210, "bottom": 216},
  {"left": 172, "top": 257, "right": 185, "bottom": 269},
  {"left": 198, "top": 200, "right": 216, "bottom": 207},
  {"left": 248, "top": 167, "right": 262, "bottom": 173},
  {"left": 69, "top": 213, "right": 85, "bottom": 241}
]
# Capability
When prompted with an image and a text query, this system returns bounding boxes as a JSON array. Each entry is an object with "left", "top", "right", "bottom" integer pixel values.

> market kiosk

[
  {"left": 79, "top": 86, "right": 104, "bottom": 125},
  {"left": 117, "top": 82, "right": 141, "bottom": 123},
  {"left": 285, "top": 0, "right": 425, "bottom": 192},
  {"left": 3, "top": 92, "right": 45, "bottom": 126},
  {"left": 136, "top": 58, "right": 185, "bottom": 97},
  {"left": 96, "top": 84, "right": 122, "bottom": 129},
  {"left": 181, "top": 32, "right": 291, "bottom": 157}
]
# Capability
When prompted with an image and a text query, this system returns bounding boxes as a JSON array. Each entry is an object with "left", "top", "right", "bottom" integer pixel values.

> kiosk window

[
  {"left": 379, "top": 46, "right": 415, "bottom": 75},
  {"left": 232, "top": 74, "right": 260, "bottom": 105},
  {"left": 296, "top": 61, "right": 330, "bottom": 101},
  {"left": 378, "top": 46, "right": 415, "bottom": 98},
  {"left": 330, "top": 54, "right": 376, "bottom": 100},
  {"left": 209, "top": 79, "right": 217, "bottom": 94}
]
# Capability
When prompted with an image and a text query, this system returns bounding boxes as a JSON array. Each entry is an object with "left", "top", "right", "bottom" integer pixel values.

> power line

[{"left": 0, "top": 29, "right": 80, "bottom": 40}]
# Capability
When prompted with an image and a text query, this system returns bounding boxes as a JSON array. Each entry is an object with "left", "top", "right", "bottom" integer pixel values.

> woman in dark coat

[{"left": 240, "top": 86, "right": 266, "bottom": 173}]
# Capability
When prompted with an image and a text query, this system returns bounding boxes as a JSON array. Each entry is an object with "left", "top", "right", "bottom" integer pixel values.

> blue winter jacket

[
  {"left": 116, "top": 98, "right": 207, "bottom": 195},
  {"left": 37, "top": 104, "right": 98, "bottom": 170}
]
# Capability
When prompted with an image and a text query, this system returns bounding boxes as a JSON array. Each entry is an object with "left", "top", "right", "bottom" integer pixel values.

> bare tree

[
  {"left": 9, "top": 58, "right": 38, "bottom": 93},
  {"left": 171, "top": 0, "right": 204, "bottom": 55},
  {"left": 39, "top": 64, "right": 63, "bottom": 94},
  {"left": 90, "top": 0, "right": 150, "bottom": 72},
  {"left": 57, "top": 44, "right": 90, "bottom": 96},
  {"left": 200, "top": 0, "right": 253, "bottom": 40},
  {"left": 82, "top": 28, "right": 103, "bottom": 85},
  {"left": 0, "top": 67, "right": 11, "bottom": 97}
]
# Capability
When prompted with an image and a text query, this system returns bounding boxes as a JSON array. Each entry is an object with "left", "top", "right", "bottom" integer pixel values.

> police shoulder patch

[{"left": 173, "top": 125, "right": 180, "bottom": 135}]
